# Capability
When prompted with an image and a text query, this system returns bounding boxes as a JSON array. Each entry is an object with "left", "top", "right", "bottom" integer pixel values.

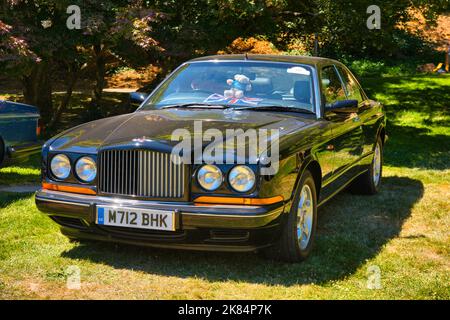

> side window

[
  {"left": 337, "top": 66, "right": 364, "bottom": 103},
  {"left": 321, "top": 66, "right": 347, "bottom": 108}
]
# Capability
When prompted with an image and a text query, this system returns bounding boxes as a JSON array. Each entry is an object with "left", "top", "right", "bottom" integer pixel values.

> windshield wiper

[
  {"left": 230, "top": 105, "right": 315, "bottom": 115},
  {"left": 161, "top": 103, "right": 227, "bottom": 109},
  {"left": 160, "top": 103, "right": 315, "bottom": 115}
]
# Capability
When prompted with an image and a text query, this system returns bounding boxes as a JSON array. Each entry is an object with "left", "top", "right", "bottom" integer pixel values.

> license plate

[{"left": 96, "top": 206, "right": 175, "bottom": 231}]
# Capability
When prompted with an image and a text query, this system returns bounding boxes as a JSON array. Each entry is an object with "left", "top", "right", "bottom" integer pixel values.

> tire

[
  {"left": 350, "top": 136, "right": 383, "bottom": 195},
  {"left": 261, "top": 170, "right": 318, "bottom": 262}
]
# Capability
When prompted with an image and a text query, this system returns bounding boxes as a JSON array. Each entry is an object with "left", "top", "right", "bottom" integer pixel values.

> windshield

[{"left": 139, "top": 61, "right": 315, "bottom": 113}]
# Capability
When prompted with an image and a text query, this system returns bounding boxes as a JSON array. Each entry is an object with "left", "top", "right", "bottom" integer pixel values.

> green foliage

[
  {"left": 349, "top": 60, "right": 387, "bottom": 77},
  {"left": 346, "top": 60, "right": 422, "bottom": 78},
  {"left": 2, "top": 0, "right": 447, "bottom": 69},
  {"left": 278, "top": 0, "right": 447, "bottom": 59},
  {"left": 107, "top": 66, "right": 137, "bottom": 76},
  {"left": 0, "top": 0, "right": 164, "bottom": 125},
  {"left": 0, "top": 20, "right": 38, "bottom": 74}
]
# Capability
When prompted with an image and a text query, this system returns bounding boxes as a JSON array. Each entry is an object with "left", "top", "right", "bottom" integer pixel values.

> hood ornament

[{"left": 132, "top": 136, "right": 153, "bottom": 143}]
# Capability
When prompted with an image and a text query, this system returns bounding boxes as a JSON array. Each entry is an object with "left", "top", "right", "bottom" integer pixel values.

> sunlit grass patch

[{"left": 0, "top": 155, "right": 40, "bottom": 186}]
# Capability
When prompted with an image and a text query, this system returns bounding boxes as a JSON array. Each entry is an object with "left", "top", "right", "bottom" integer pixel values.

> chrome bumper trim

[
  {"left": 34, "top": 197, "right": 91, "bottom": 207},
  {"left": 35, "top": 189, "right": 284, "bottom": 214}
]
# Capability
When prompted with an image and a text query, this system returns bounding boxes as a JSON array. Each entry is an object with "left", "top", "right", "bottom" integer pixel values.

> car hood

[{"left": 49, "top": 108, "right": 315, "bottom": 155}]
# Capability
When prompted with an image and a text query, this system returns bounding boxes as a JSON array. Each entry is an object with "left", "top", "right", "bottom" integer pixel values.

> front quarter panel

[{"left": 258, "top": 120, "right": 333, "bottom": 202}]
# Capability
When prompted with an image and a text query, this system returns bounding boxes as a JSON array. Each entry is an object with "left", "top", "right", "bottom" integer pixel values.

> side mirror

[
  {"left": 326, "top": 99, "right": 358, "bottom": 114},
  {"left": 129, "top": 92, "right": 148, "bottom": 105}
]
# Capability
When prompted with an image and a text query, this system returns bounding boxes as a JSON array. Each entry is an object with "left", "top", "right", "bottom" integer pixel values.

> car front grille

[{"left": 98, "top": 149, "right": 185, "bottom": 198}]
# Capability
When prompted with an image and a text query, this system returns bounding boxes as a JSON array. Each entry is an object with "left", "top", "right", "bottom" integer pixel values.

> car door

[{"left": 320, "top": 65, "right": 364, "bottom": 187}]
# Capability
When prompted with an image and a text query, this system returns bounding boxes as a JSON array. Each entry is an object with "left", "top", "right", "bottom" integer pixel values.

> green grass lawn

[
  {"left": 0, "top": 75, "right": 449, "bottom": 299},
  {"left": 0, "top": 155, "right": 41, "bottom": 186}
]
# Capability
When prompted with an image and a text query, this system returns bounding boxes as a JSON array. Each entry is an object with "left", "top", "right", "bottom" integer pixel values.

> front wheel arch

[
  {"left": 261, "top": 169, "right": 318, "bottom": 262},
  {"left": 306, "top": 160, "right": 322, "bottom": 201},
  {"left": 292, "top": 157, "right": 322, "bottom": 202},
  {"left": 281, "top": 157, "right": 322, "bottom": 221}
]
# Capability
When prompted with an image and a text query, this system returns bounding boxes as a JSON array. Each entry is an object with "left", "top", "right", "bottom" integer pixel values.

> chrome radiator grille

[{"left": 98, "top": 150, "right": 185, "bottom": 198}]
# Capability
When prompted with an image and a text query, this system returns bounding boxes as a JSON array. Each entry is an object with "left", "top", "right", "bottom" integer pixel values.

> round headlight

[
  {"left": 75, "top": 157, "right": 97, "bottom": 183},
  {"left": 228, "top": 165, "right": 256, "bottom": 193},
  {"left": 197, "top": 165, "right": 223, "bottom": 191},
  {"left": 50, "top": 154, "right": 71, "bottom": 180}
]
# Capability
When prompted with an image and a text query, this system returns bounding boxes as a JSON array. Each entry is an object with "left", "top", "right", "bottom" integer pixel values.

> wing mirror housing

[
  {"left": 130, "top": 92, "right": 149, "bottom": 105},
  {"left": 326, "top": 99, "right": 358, "bottom": 114}
]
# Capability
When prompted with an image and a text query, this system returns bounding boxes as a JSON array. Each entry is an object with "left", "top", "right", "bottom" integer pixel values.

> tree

[
  {"left": 145, "top": 0, "right": 286, "bottom": 71},
  {"left": 78, "top": 0, "right": 163, "bottom": 118},
  {"left": 0, "top": 0, "right": 163, "bottom": 125},
  {"left": 0, "top": 20, "right": 39, "bottom": 73},
  {"left": 1, "top": 0, "right": 84, "bottom": 125},
  {"left": 276, "top": 0, "right": 449, "bottom": 59}
]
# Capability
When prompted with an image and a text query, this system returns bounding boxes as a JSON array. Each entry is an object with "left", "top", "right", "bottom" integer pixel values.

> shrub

[
  {"left": 218, "top": 37, "right": 279, "bottom": 55},
  {"left": 349, "top": 60, "right": 387, "bottom": 77},
  {"left": 348, "top": 59, "right": 420, "bottom": 78}
]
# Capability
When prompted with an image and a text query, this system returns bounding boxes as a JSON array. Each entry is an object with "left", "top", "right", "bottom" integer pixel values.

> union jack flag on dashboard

[{"left": 204, "top": 94, "right": 262, "bottom": 106}]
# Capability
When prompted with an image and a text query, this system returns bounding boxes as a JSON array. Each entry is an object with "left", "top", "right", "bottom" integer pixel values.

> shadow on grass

[
  {"left": 62, "top": 176, "right": 423, "bottom": 286},
  {"left": 0, "top": 171, "right": 40, "bottom": 185},
  {"left": 0, "top": 192, "right": 35, "bottom": 209}
]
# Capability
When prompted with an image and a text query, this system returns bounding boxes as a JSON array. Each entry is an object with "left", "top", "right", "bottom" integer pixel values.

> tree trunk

[
  {"left": 22, "top": 64, "right": 40, "bottom": 106},
  {"left": 21, "top": 61, "right": 53, "bottom": 125},
  {"left": 48, "top": 63, "right": 80, "bottom": 129},
  {"left": 89, "top": 43, "right": 106, "bottom": 119}
]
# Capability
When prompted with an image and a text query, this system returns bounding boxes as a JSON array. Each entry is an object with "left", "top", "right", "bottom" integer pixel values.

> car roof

[{"left": 188, "top": 54, "right": 340, "bottom": 67}]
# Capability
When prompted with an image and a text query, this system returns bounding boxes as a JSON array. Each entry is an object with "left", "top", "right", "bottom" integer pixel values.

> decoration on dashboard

[
  {"left": 224, "top": 74, "right": 252, "bottom": 99},
  {"left": 204, "top": 93, "right": 262, "bottom": 106}
]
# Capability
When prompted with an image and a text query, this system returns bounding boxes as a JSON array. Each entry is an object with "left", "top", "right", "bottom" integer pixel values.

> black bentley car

[{"left": 36, "top": 55, "right": 386, "bottom": 262}]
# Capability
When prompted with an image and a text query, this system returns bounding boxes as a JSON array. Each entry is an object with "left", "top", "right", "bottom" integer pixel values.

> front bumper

[{"left": 35, "top": 190, "right": 286, "bottom": 252}]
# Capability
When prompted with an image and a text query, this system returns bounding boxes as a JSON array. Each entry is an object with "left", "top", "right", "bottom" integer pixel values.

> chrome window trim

[{"left": 333, "top": 64, "right": 349, "bottom": 98}]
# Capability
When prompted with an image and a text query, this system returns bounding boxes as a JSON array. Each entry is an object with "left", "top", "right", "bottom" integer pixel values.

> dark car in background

[
  {"left": 0, "top": 100, "right": 42, "bottom": 167},
  {"left": 36, "top": 55, "right": 386, "bottom": 262}
]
